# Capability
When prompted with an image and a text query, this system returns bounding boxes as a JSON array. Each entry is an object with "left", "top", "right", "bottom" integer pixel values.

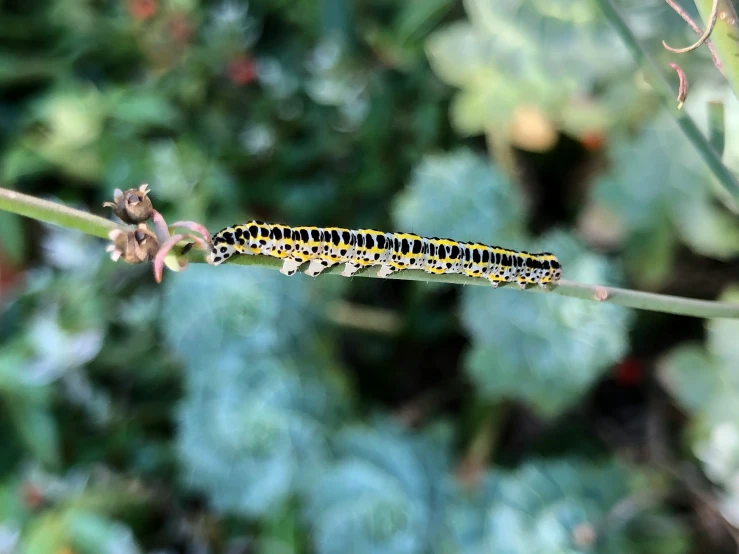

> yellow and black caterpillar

[{"left": 206, "top": 221, "right": 562, "bottom": 288}]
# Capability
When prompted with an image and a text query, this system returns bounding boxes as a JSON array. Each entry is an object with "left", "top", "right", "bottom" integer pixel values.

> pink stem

[{"left": 170, "top": 221, "right": 212, "bottom": 242}]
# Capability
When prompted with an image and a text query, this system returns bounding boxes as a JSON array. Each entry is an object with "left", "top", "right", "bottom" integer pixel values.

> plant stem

[
  {"left": 694, "top": 0, "right": 739, "bottom": 100},
  {"left": 596, "top": 0, "right": 739, "bottom": 211},
  {"left": 212, "top": 252, "right": 739, "bottom": 319},
  {"left": 0, "top": 187, "right": 124, "bottom": 240},
  {"left": 2, "top": 185, "right": 739, "bottom": 319}
]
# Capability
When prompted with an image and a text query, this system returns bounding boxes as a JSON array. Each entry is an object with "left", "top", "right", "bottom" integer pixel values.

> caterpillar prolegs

[{"left": 206, "top": 221, "right": 562, "bottom": 288}]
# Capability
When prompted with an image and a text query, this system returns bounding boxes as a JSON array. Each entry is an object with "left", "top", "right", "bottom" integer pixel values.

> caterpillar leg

[
  {"left": 341, "top": 262, "right": 362, "bottom": 277},
  {"left": 280, "top": 258, "right": 303, "bottom": 276},
  {"left": 376, "top": 264, "right": 396, "bottom": 278},
  {"left": 305, "top": 259, "right": 334, "bottom": 277}
]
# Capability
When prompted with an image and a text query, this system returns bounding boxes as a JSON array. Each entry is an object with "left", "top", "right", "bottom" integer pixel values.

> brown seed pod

[
  {"left": 106, "top": 224, "right": 160, "bottom": 264},
  {"left": 103, "top": 184, "right": 154, "bottom": 224}
]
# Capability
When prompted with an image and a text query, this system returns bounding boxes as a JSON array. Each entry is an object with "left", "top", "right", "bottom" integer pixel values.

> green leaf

[
  {"left": 303, "top": 420, "right": 451, "bottom": 554},
  {"left": 658, "top": 344, "right": 721, "bottom": 414},
  {"left": 161, "top": 264, "right": 318, "bottom": 366},
  {"left": 66, "top": 510, "right": 142, "bottom": 554},
  {"left": 166, "top": 265, "right": 344, "bottom": 517},
  {"left": 443, "top": 458, "right": 664, "bottom": 554},
  {"left": 673, "top": 199, "right": 739, "bottom": 260},
  {"left": 658, "top": 286, "right": 739, "bottom": 527},
  {"left": 0, "top": 211, "right": 25, "bottom": 264},
  {"left": 707, "top": 286, "right": 739, "bottom": 369},
  {"left": 107, "top": 88, "right": 180, "bottom": 128},
  {"left": 392, "top": 149, "right": 527, "bottom": 248},
  {"left": 395, "top": 0, "right": 454, "bottom": 43},
  {"left": 5, "top": 397, "right": 59, "bottom": 468},
  {"left": 1, "top": 146, "right": 52, "bottom": 183},
  {"left": 461, "top": 231, "right": 633, "bottom": 416},
  {"left": 23, "top": 514, "right": 69, "bottom": 554},
  {"left": 425, "top": 0, "right": 632, "bottom": 137}
]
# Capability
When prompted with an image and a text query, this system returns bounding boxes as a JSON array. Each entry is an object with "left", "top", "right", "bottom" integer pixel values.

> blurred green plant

[
  {"left": 591, "top": 114, "right": 739, "bottom": 287},
  {"left": 659, "top": 286, "right": 739, "bottom": 527},
  {"left": 1, "top": 0, "right": 739, "bottom": 551},
  {"left": 302, "top": 419, "right": 451, "bottom": 554},
  {"left": 165, "top": 264, "right": 347, "bottom": 517},
  {"left": 443, "top": 458, "right": 690, "bottom": 554},
  {"left": 0, "top": 466, "right": 149, "bottom": 554},
  {"left": 461, "top": 231, "right": 632, "bottom": 416}
]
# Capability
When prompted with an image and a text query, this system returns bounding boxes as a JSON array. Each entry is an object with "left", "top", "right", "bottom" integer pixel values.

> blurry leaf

[
  {"left": 177, "top": 352, "right": 338, "bottom": 517},
  {"left": 303, "top": 420, "right": 450, "bottom": 554},
  {"left": 108, "top": 88, "right": 180, "bottom": 128},
  {"left": 147, "top": 139, "right": 236, "bottom": 215},
  {"left": 66, "top": 510, "right": 142, "bottom": 554},
  {"left": 687, "top": 82, "right": 739, "bottom": 212},
  {"left": 0, "top": 345, "right": 51, "bottom": 403},
  {"left": 161, "top": 265, "right": 317, "bottom": 365},
  {"left": 0, "top": 521, "right": 21, "bottom": 554},
  {"left": 0, "top": 54, "right": 61, "bottom": 84},
  {"left": 461, "top": 231, "right": 633, "bottom": 416},
  {"left": 167, "top": 266, "right": 344, "bottom": 517},
  {"left": 1, "top": 147, "right": 52, "bottom": 183},
  {"left": 658, "top": 344, "right": 721, "bottom": 414},
  {"left": 624, "top": 224, "right": 676, "bottom": 288},
  {"left": 23, "top": 514, "right": 69, "bottom": 554},
  {"left": 673, "top": 199, "right": 739, "bottom": 260},
  {"left": 658, "top": 286, "right": 739, "bottom": 527},
  {"left": 0, "top": 211, "right": 25, "bottom": 264},
  {"left": 706, "top": 286, "right": 739, "bottom": 368},
  {"left": 426, "top": 0, "right": 630, "bottom": 139},
  {"left": 5, "top": 398, "right": 60, "bottom": 468},
  {"left": 592, "top": 115, "right": 738, "bottom": 275},
  {"left": 395, "top": 0, "right": 455, "bottom": 44},
  {"left": 393, "top": 149, "right": 526, "bottom": 248},
  {"left": 443, "top": 458, "right": 662, "bottom": 554}
]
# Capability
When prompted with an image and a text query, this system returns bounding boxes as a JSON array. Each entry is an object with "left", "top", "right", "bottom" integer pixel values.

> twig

[
  {"left": 0, "top": 187, "right": 125, "bottom": 240},
  {"left": 595, "top": 0, "right": 739, "bottom": 211},
  {"left": 669, "top": 63, "right": 689, "bottom": 108},
  {"left": 662, "top": 0, "right": 720, "bottom": 54},
  {"left": 662, "top": 0, "right": 722, "bottom": 68},
  {"left": 2, "top": 186, "right": 739, "bottom": 319},
  {"left": 208, "top": 251, "right": 739, "bottom": 319}
]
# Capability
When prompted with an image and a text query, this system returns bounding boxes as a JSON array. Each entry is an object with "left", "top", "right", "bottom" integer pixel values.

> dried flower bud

[
  {"left": 106, "top": 224, "right": 160, "bottom": 264},
  {"left": 103, "top": 184, "right": 154, "bottom": 224}
]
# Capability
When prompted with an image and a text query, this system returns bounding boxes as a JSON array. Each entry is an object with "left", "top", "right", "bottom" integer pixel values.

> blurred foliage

[
  {"left": 659, "top": 286, "right": 739, "bottom": 528},
  {"left": 443, "top": 459, "right": 689, "bottom": 554},
  {"left": 1, "top": 0, "right": 739, "bottom": 552}
]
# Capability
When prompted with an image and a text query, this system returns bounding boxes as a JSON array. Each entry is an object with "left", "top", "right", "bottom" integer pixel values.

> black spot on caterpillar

[{"left": 207, "top": 221, "right": 561, "bottom": 288}]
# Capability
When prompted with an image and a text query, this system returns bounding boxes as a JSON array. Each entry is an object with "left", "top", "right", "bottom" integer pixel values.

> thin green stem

[
  {"left": 2, "top": 185, "right": 739, "bottom": 319},
  {"left": 693, "top": 0, "right": 739, "bottom": 100},
  {"left": 209, "top": 252, "right": 739, "bottom": 319},
  {"left": 596, "top": 0, "right": 739, "bottom": 211},
  {"left": 0, "top": 187, "right": 125, "bottom": 240}
]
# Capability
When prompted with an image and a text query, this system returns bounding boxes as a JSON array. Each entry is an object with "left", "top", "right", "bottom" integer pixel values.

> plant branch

[
  {"left": 2, "top": 186, "right": 739, "bottom": 319},
  {"left": 596, "top": 0, "right": 739, "bottom": 210},
  {"left": 663, "top": 0, "right": 719, "bottom": 54},
  {"left": 206, "top": 252, "right": 739, "bottom": 319},
  {"left": 694, "top": 0, "right": 739, "bottom": 99},
  {"left": 0, "top": 187, "right": 125, "bottom": 240},
  {"left": 662, "top": 0, "right": 722, "bottom": 67}
]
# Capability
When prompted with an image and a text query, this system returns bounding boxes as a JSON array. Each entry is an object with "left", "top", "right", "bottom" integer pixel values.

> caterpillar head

[{"left": 207, "top": 228, "right": 240, "bottom": 265}]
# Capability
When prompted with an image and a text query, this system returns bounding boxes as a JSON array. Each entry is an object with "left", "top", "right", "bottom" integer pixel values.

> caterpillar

[{"left": 206, "top": 221, "right": 561, "bottom": 288}]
